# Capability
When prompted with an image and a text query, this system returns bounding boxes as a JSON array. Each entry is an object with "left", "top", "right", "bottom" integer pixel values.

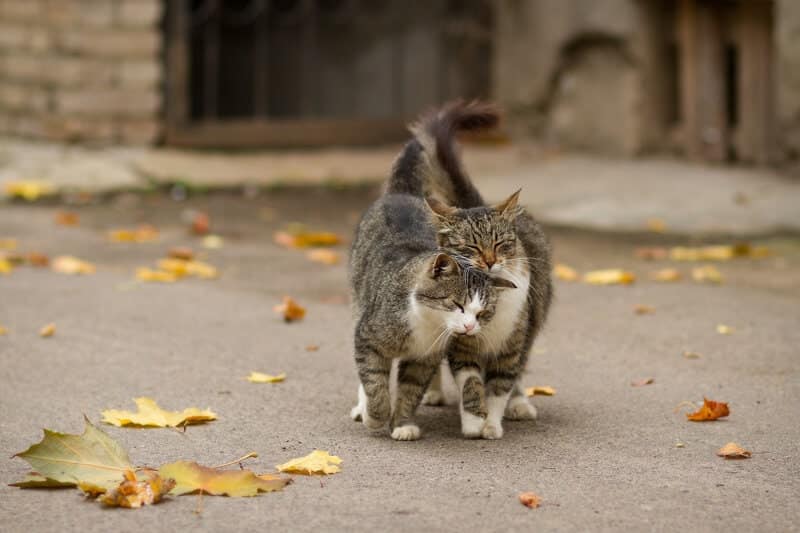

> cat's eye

[
  {"left": 476, "top": 311, "right": 486, "bottom": 319},
  {"left": 454, "top": 303, "right": 464, "bottom": 312}
]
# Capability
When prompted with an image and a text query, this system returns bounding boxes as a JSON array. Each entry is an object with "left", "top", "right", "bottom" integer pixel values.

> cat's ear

[
  {"left": 426, "top": 197, "right": 457, "bottom": 220},
  {"left": 430, "top": 253, "right": 458, "bottom": 278},
  {"left": 492, "top": 189, "right": 522, "bottom": 218},
  {"left": 491, "top": 276, "right": 517, "bottom": 289}
]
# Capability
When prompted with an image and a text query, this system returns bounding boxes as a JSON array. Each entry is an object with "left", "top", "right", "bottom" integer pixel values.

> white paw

[
  {"left": 422, "top": 390, "right": 445, "bottom": 406},
  {"left": 461, "top": 411, "right": 485, "bottom": 439},
  {"left": 504, "top": 396, "right": 538, "bottom": 421},
  {"left": 391, "top": 425, "right": 421, "bottom": 441},
  {"left": 481, "top": 421, "right": 504, "bottom": 440},
  {"left": 350, "top": 404, "right": 363, "bottom": 422}
]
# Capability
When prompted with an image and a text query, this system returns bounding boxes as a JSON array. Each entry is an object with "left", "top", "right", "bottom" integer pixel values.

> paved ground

[
  {"left": 3, "top": 136, "right": 800, "bottom": 237},
  {"left": 1, "top": 190, "right": 799, "bottom": 532}
]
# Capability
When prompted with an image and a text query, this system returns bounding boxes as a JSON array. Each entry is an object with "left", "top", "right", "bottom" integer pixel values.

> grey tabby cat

[
  {"left": 348, "top": 135, "right": 516, "bottom": 441},
  {"left": 410, "top": 101, "right": 553, "bottom": 438}
]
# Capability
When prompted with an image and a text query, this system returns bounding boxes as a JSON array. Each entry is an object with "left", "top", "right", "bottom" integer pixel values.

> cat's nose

[
  {"left": 463, "top": 322, "right": 475, "bottom": 333},
  {"left": 484, "top": 257, "right": 495, "bottom": 268}
]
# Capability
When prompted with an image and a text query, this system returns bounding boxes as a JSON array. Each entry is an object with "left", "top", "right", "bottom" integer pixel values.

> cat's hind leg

[
  {"left": 390, "top": 359, "right": 439, "bottom": 441},
  {"left": 504, "top": 380, "right": 538, "bottom": 421},
  {"left": 453, "top": 365, "right": 487, "bottom": 438},
  {"left": 350, "top": 384, "right": 367, "bottom": 422},
  {"left": 355, "top": 342, "right": 392, "bottom": 430},
  {"left": 482, "top": 354, "right": 520, "bottom": 439},
  {"left": 421, "top": 363, "right": 446, "bottom": 406}
]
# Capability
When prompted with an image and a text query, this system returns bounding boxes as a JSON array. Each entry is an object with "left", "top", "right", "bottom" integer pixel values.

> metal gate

[{"left": 165, "top": 0, "right": 492, "bottom": 148}]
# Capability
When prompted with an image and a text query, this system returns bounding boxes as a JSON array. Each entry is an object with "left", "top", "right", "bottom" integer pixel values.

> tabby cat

[
  {"left": 412, "top": 101, "right": 553, "bottom": 438},
  {"left": 348, "top": 148, "right": 516, "bottom": 441}
]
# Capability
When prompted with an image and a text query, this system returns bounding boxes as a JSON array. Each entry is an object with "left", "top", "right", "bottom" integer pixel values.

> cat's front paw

[
  {"left": 391, "top": 424, "right": 421, "bottom": 441},
  {"left": 504, "top": 396, "right": 538, "bottom": 421},
  {"left": 481, "top": 421, "right": 504, "bottom": 440},
  {"left": 421, "top": 390, "right": 446, "bottom": 406},
  {"left": 461, "top": 411, "right": 486, "bottom": 439},
  {"left": 350, "top": 404, "right": 363, "bottom": 422}
]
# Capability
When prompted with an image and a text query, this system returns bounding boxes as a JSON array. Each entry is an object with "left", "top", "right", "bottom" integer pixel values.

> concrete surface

[
  {"left": 3, "top": 136, "right": 800, "bottom": 237},
  {"left": 1, "top": 192, "right": 799, "bottom": 532}
]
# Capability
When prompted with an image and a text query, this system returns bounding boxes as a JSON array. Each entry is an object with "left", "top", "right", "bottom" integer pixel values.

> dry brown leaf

[
  {"left": 191, "top": 212, "right": 210, "bottom": 235},
  {"left": 306, "top": 249, "right": 341, "bottom": 265},
  {"left": 168, "top": 247, "right": 194, "bottom": 261},
  {"left": 683, "top": 351, "right": 702, "bottom": 359},
  {"left": 108, "top": 225, "right": 159, "bottom": 243},
  {"left": 0, "top": 324, "right": 8, "bottom": 335},
  {"left": 716, "top": 324, "right": 733, "bottom": 335},
  {"left": 686, "top": 398, "right": 729, "bottom": 421},
  {"left": 39, "top": 323, "right": 56, "bottom": 338},
  {"left": 519, "top": 492, "right": 541, "bottom": 509},
  {"left": 247, "top": 372, "right": 286, "bottom": 383},
  {"left": 99, "top": 469, "right": 175, "bottom": 508},
  {"left": 650, "top": 268, "right": 681, "bottom": 282},
  {"left": 55, "top": 211, "right": 80, "bottom": 226},
  {"left": 52, "top": 255, "right": 96, "bottom": 275},
  {"left": 136, "top": 268, "right": 178, "bottom": 283},
  {"left": 634, "top": 304, "right": 655, "bottom": 315},
  {"left": 717, "top": 442, "right": 751, "bottom": 459},
  {"left": 631, "top": 377, "right": 654, "bottom": 387},
  {"left": 634, "top": 247, "right": 668, "bottom": 260},
  {"left": 692, "top": 265, "right": 723, "bottom": 284},
  {"left": 553, "top": 263, "right": 579, "bottom": 281},
  {"left": 305, "top": 344, "right": 319, "bottom": 352},
  {"left": 525, "top": 386, "right": 556, "bottom": 397},
  {"left": 583, "top": 269, "right": 635, "bottom": 285},
  {"left": 27, "top": 252, "right": 49, "bottom": 267},
  {"left": 276, "top": 450, "right": 342, "bottom": 475},
  {"left": 646, "top": 218, "right": 667, "bottom": 233},
  {"left": 274, "top": 296, "right": 306, "bottom": 322}
]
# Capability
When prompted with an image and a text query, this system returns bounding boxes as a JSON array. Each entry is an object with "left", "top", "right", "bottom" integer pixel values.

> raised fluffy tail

[{"left": 385, "top": 100, "right": 500, "bottom": 206}]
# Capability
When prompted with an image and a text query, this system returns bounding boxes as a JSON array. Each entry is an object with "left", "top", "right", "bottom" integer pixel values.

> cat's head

[
  {"left": 413, "top": 253, "right": 516, "bottom": 338},
  {"left": 426, "top": 190, "right": 522, "bottom": 275}
]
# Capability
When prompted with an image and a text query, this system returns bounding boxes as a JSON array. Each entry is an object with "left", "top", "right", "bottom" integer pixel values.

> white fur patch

[
  {"left": 350, "top": 384, "right": 366, "bottom": 421},
  {"left": 478, "top": 262, "right": 530, "bottom": 354},
  {"left": 482, "top": 392, "right": 510, "bottom": 439},
  {"left": 407, "top": 291, "right": 458, "bottom": 358}
]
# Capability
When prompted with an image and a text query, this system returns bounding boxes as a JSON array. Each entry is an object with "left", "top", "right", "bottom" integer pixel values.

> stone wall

[{"left": 0, "top": 0, "right": 163, "bottom": 145}]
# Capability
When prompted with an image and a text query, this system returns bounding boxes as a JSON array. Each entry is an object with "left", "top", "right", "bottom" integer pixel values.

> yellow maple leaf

[
  {"left": 649, "top": 268, "right": 681, "bottom": 282},
  {"left": 107, "top": 225, "right": 159, "bottom": 243},
  {"left": 553, "top": 263, "right": 579, "bottom": 281},
  {"left": 102, "top": 397, "right": 216, "bottom": 428},
  {"left": 0, "top": 257, "right": 12, "bottom": 275},
  {"left": 306, "top": 249, "right": 341, "bottom": 265},
  {"left": 692, "top": 265, "right": 723, "bottom": 284},
  {"left": 51, "top": 255, "right": 96, "bottom": 275},
  {"left": 716, "top": 324, "right": 733, "bottom": 335},
  {"left": 276, "top": 450, "right": 342, "bottom": 475},
  {"left": 583, "top": 269, "right": 635, "bottom": 285},
  {"left": 159, "top": 461, "right": 291, "bottom": 497},
  {"left": 4, "top": 181, "right": 55, "bottom": 201},
  {"left": 0, "top": 238, "right": 18, "bottom": 250},
  {"left": 136, "top": 268, "right": 178, "bottom": 283},
  {"left": 525, "top": 386, "right": 556, "bottom": 397},
  {"left": 274, "top": 229, "right": 342, "bottom": 249},
  {"left": 247, "top": 372, "right": 286, "bottom": 383},
  {"left": 646, "top": 218, "right": 667, "bottom": 233},
  {"left": 0, "top": 324, "right": 8, "bottom": 335},
  {"left": 39, "top": 323, "right": 56, "bottom": 337},
  {"left": 185, "top": 260, "right": 218, "bottom": 279}
]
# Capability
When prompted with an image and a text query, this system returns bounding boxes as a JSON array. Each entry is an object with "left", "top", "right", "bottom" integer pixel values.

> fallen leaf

[
  {"left": 136, "top": 268, "right": 178, "bottom": 283},
  {"left": 202, "top": 235, "right": 223, "bottom": 249},
  {"left": 716, "top": 324, "right": 733, "bottom": 335},
  {"left": 102, "top": 397, "right": 216, "bottom": 428},
  {"left": 306, "top": 344, "right": 319, "bottom": 352},
  {"left": 247, "top": 372, "right": 286, "bottom": 383},
  {"left": 553, "top": 263, "right": 579, "bottom": 281},
  {"left": 168, "top": 247, "right": 194, "bottom": 261},
  {"left": 51, "top": 255, "right": 95, "bottom": 275},
  {"left": 634, "top": 247, "right": 668, "bottom": 260},
  {"left": 99, "top": 469, "right": 175, "bottom": 508},
  {"left": 631, "top": 377, "right": 654, "bottom": 387},
  {"left": 274, "top": 296, "right": 306, "bottom": 322},
  {"left": 0, "top": 324, "right": 8, "bottom": 335},
  {"left": 692, "top": 265, "right": 723, "bottom": 283},
  {"left": 670, "top": 244, "right": 761, "bottom": 262},
  {"left": 0, "top": 238, "right": 18, "bottom": 250},
  {"left": 646, "top": 218, "right": 667, "bottom": 233},
  {"left": 192, "top": 212, "right": 210, "bottom": 235},
  {"left": 650, "top": 268, "right": 681, "bottom": 282},
  {"left": 717, "top": 442, "right": 751, "bottom": 459},
  {"left": 107, "top": 225, "right": 159, "bottom": 243},
  {"left": 276, "top": 450, "right": 342, "bottom": 475},
  {"left": 156, "top": 259, "right": 189, "bottom": 278},
  {"left": 157, "top": 258, "right": 218, "bottom": 279},
  {"left": 55, "top": 211, "right": 79, "bottom": 226},
  {"left": 675, "top": 442, "right": 685, "bottom": 448},
  {"left": 683, "top": 351, "right": 702, "bottom": 359},
  {"left": 519, "top": 491, "right": 541, "bottom": 509},
  {"left": 27, "top": 252, "right": 49, "bottom": 267},
  {"left": 159, "top": 461, "right": 291, "bottom": 496},
  {"left": 273, "top": 229, "right": 342, "bottom": 249},
  {"left": 634, "top": 304, "right": 655, "bottom": 315},
  {"left": 306, "top": 249, "right": 341, "bottom": 265},
  {"left": 0, "top": 257, "right": 11, "bottom": 274},
  {"left": 4, "top": 181, "right": 55, "bottom": 201},
  {"left": 39, "top": 323, "right": 56, "bottom": 337},
  {"left": 583, "top": 269, "right": 635, "bottom": 285},
  {"left": 686, "top": 398, "right": 729, "bottom": 422},
  {"left": 11, "top": 417, "right": 132, "bottom": 491},
  {"left": 525, "top": 386, "right": 556, "bottom": 397}
]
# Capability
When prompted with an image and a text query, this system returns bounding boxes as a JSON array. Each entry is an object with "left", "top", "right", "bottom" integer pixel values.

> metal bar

[{"left": 203, "top": 0, "right": 220, "bottom": 119}]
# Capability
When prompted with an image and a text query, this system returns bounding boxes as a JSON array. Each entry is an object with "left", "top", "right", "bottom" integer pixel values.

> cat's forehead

[{"left": 452, "top": 208, "right": 512, "bottom": 233}]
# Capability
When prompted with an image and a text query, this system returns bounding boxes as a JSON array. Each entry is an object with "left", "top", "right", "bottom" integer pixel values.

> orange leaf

[
  {"left": 519, "top": 492, "right": 541, "bottom": 509},
  {"left": 168, "top": 247, "right": 194, "bottom": 261},
  {"left": 55, "top": 211, "right": 80, "bottom": 226},
  {"left": 39, "top": 323, "right": 56, "bottom": 338},
  {"left": 634, "top": 304, "right": 655, "bottom": 315},
  {"left": 99, "top": 469, "right": 175, "bottom": 508},
  {"left": 107, "top": 225, "right": 159, "bottom": 243},
  {"left": 634, "top": 247, "right": 668, "bottom": 260},
  {"left": 27, "top": 253, "right": 50, "bottom": 267},
  {"left": 686, "top": 398, "right": 729, "bottom": 421},
  {"left": 631, "top": 377, "right": 654, "bottom": 387},
  {"left": 717, "top": 442, "right": 751, "bottom": 459},
  {"left": 192, "top": 212, "right": 210, "bottom": 235},
  {"left": 274, "top": 230, "right": 341, "bottom": 249},
  {"left": 273, "top": 296, "right": 306, "bottom": 322}
]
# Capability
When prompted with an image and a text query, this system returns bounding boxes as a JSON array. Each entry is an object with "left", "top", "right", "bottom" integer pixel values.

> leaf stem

[{"left": 211, "top": 452, "right": 258, "bottom": 469}]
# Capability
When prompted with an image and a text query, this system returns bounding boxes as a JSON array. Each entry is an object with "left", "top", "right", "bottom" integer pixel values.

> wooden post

[
  {"left": 166, "top": 0, "right": 190, "bottom": 132},
  {"left": 678, "top": 0, "right": 728, "bottom": 162}
]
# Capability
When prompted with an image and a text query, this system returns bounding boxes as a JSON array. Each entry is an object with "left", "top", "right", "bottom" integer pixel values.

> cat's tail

[{"left": 411, "top": 99, "right": 500, "bottom": 207}]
